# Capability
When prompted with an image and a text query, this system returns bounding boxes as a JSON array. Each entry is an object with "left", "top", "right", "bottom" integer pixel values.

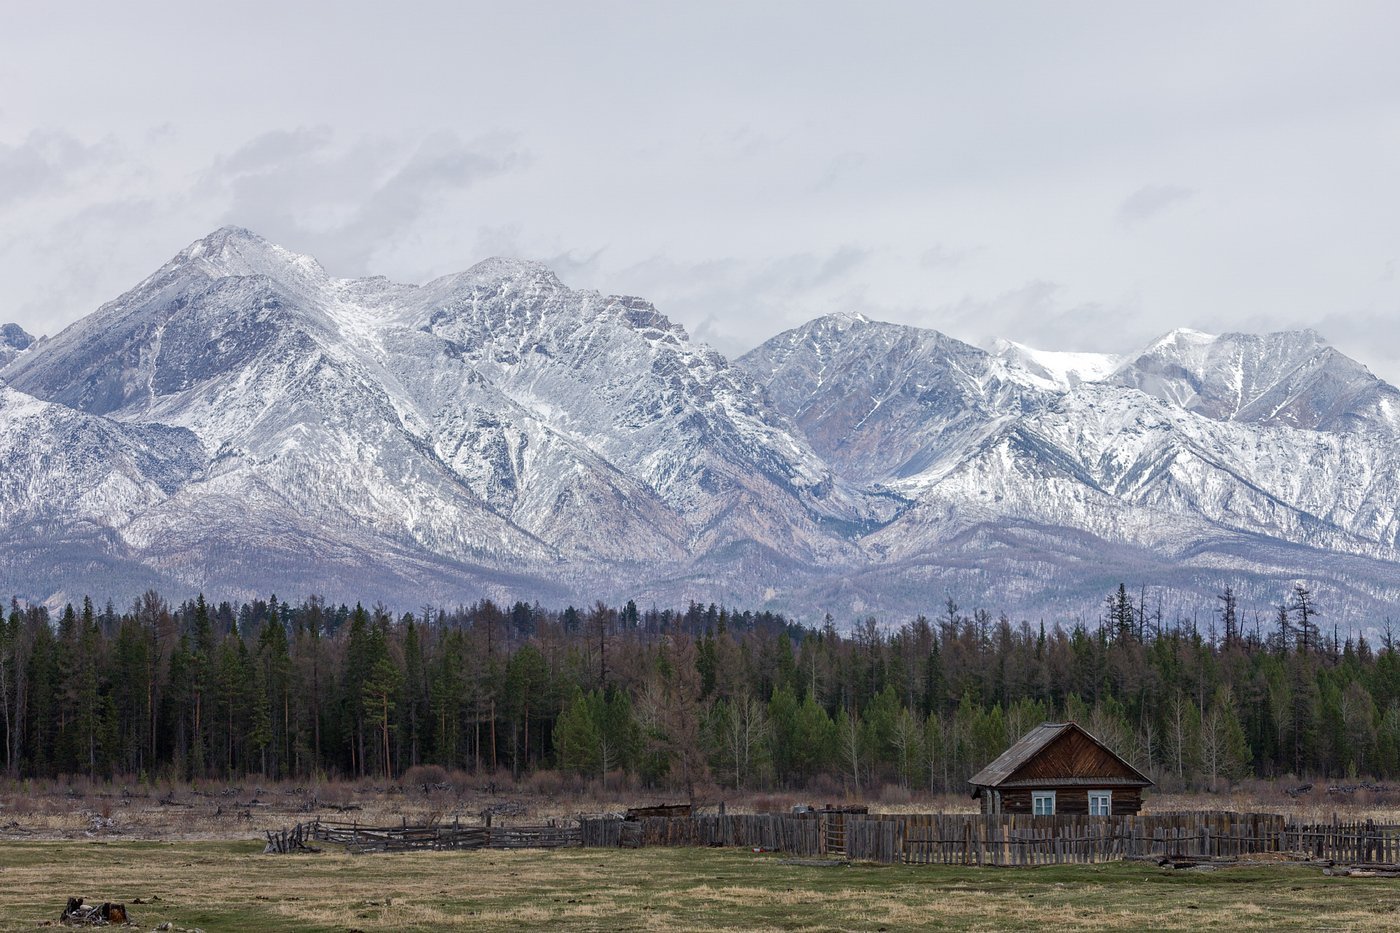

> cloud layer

[{"left": 2, "top": 2, "right": 1398, "bottom": 379}]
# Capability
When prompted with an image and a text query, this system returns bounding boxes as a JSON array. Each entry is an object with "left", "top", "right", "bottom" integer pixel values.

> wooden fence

[
  {"left": 580, "top": 814, "right": 821, "bottom": 854},
  {"left": 307, "top": 818, "right": 578, "bottom": 854},
  {"left": 850, "top": 812, "right": 1292, "bottom": 865},
  {"left": 299, "top": 811, "right": 1400, "bottom": 865},
  {"left": 580, "top": 812, "right": 1400, "bottom": 867}
]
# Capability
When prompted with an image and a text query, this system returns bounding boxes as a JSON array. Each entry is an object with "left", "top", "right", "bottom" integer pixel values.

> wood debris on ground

[{"left": 56, "top": 896, "right": 129, "bottom": 926}]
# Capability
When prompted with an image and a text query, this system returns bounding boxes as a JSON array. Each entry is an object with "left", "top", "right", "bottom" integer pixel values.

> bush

[{"left": 403, "top": 764, "right": 449, "bottom": 787}]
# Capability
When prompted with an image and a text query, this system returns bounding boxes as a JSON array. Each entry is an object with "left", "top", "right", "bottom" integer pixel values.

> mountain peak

[
  {"left": 1111, "top": 326, "right": 1399, "bottom": 433},
  {"left": 1, "top": 323, "right": 34, "bottom": 351},
  {"left": 458, "top": 256, "right": 564, "bottom": 289},
  {"left": 170, "top": 226, "right": 327, "bottom": 284},
  {"left": 1142, "top": 327, "right": 1217, "bottom": 353},
  {"left": 0, "top": 322, "right": 36, "bottom": 369}
]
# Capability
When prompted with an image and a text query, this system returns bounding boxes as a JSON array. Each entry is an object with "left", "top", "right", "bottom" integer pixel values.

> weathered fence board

[
  {"left": 305, "top": 819, "right": 579, "bottom": 854},
  {"left": 579, "top": 811, "right": 1400, "bottom": 868}
]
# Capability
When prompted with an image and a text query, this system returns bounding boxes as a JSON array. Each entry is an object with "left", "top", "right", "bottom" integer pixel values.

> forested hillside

[{"left": 1, "top": 586, "right": 1397, "bottom": 792}]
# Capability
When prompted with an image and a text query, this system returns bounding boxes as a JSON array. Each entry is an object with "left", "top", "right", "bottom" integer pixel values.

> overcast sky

[{"left": 3, "top": 1, "right": 1399, "bottom": 378}]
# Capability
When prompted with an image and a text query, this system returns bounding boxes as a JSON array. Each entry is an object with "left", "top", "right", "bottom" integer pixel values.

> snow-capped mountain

[
  {"left": 1107, "top": 327, "right": 1400, "bottom": 435},
  {"left": 0, "top": 323, "right": 34, "bottom": 369},
  {"left": 3, "top": 228, "right": 1399, "bottom": 622},
  {"left": 740, "top": 315, "right": 1400, "bottom": 619},
  {"left": 741, "top": 313, "right": 1041, "bottom": 486},
  {"left": 991, "top": 338, "right": 1122, "bottom": 391},
  {"left": 2, "top": 228, "right": 876, "bottom": 608}
]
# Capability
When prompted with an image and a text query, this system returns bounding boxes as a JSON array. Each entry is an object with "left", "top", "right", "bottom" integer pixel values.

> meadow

[
  {"left": 4, "top": 778, "right": 1399, "bottom": 930},
  {"left": 1, "top": 840, "right": 1397, "bottom": 932}
]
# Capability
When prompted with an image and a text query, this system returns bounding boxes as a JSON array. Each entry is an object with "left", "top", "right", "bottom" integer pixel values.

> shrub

[{"left": 403, "top": 764, "right": 449, "bottom": 787}]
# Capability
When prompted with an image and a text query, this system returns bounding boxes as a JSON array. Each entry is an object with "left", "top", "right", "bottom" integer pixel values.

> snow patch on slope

[{"left": 991, "top": 338, "right": 1123, "bottom": 391}]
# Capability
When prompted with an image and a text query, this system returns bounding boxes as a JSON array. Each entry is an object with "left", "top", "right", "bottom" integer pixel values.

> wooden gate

[{"left": 823, "top": 812, "right": 848, "bottom": 856}]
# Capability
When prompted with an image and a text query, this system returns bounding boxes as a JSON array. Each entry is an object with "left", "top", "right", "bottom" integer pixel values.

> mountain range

[{"left": 3, "top": 227, "right": 1398, "bottom": 626}]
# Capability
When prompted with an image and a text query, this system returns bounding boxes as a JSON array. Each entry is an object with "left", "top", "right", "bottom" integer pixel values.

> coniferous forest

[{"left": 1, "top": 584, "right": 1398, "bottom": 794}]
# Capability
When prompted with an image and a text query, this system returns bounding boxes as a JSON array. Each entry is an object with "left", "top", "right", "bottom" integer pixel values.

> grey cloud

[
  {"left": 544, "top": 246, "right": 608, "bottom": 285},
  {"left": 607, "top": 247, "right": 872, "bottom": 356},
  {"left": 219, "top": 126, "right": 335, "bottom": 174},
  {"left": 0, "top": 131, "right": 112, "bottom": 207},
  {"left": 339, "top": 132, "right": 529, "bottom": 270},
  {"left": 204, "top": 129, "right": 530, "bottom": 276},
  {"left": 920, "top": 243, "right": 981, "bottom": 270},
  {"left": 7, "top": 197, "right": 162, "bottom": 329},
  {"left": 810, "top": 152, "right": 866, "bottom": 192},
  {"left": 4, "top": 4, "right": 1400, "bottom": 382},
  {"left": 1117, "top": 184, "right": 1195, "bottom": 226},
  {"left": 937, "top": 280, "right": 1152, "bottom": 354}
]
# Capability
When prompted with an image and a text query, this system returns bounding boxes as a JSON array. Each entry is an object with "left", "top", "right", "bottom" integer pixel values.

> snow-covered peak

[
  {"left": 10, "top": 226, "right": 1400, "bottom": 618},
  {"left": 740, "top": 314, "right": 1039, "bottom": 484},
  {"left": 442, "top": 257, "right": 564, "bottom": 291},
  {"left": 170, "top": 226, "right": 329, "bottom": 285},
  {"left": 1141, "top": 327, "right": 1219, "bottom": 352},
  {"left": 1, "top": 323, "right": 35, "bottom": 352},
  {"left": 1111, "top": 328, "right": 1399, "bottom": 433},
  {"left": 991, "top": 338, "right": 1122, "bottom": 391},
  {"left": 0, "top": 323, "right": 36, "bottom": 370},
  {"left": 818, "top": 311, "right": 872, "bottom": 328}
]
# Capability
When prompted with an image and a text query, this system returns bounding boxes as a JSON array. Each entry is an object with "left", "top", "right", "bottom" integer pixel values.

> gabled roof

[{"left": 967, "top": 721, "right": 1152, "bottom": 790}]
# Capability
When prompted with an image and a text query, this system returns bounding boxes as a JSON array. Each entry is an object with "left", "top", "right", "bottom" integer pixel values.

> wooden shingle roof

[{"left": 967, "top": 721, "right": 1152, "bottom": 791}]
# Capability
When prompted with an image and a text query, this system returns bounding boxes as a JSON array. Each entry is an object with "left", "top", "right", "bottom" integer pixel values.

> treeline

[{"left": 2, "top": 584, "right": 1399, "bottom": 794}]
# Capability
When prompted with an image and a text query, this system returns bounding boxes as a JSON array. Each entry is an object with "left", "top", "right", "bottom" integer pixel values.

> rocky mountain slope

[
  {"left": 0, "top": 323, "right": 34, "bottom": 369},
  {"left": 3, "top": 228, "right": 1398, "bottom": 623}
]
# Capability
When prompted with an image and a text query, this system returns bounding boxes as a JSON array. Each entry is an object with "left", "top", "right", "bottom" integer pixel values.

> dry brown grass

[
  {"left": 4, "top": 774, "right": 1399, "bottom": 844},
  {"left": 0, "top": 842, "right": 1396, "bottom": 931}
]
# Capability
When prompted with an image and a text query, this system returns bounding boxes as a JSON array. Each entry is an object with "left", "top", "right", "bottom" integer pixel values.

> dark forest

[{"left": 1, "top": 583, "right": 1395, "bottom": 794}]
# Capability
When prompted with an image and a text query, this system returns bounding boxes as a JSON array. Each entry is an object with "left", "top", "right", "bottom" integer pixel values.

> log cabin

[{"left": 968, "top": 721, "right": 1152, "bottom": 816}]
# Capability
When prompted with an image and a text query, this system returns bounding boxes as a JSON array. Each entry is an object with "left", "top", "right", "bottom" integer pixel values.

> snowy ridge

[
  {"left": 991, "top": 338, "right": 1122, "bottom": 391},
  {"left": 3, "top": 228, "right": 1400, "bottom": 621}
]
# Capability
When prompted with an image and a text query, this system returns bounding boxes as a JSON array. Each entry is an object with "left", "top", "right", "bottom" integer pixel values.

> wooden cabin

[{"left": 968, "top": 722, "right": 1152, "bottom": 816}]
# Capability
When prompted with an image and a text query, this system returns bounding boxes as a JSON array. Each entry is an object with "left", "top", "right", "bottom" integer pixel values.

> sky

[{"left": 2, "top": 1, "right": 1399, "bottom": 378}]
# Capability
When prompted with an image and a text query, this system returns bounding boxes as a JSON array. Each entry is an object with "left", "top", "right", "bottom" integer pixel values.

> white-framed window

[
  {"left": 1089, "top": 791, "right": 1112, "bottom": 816},
  {"left": 1032, "top": 791, "right": 1056, "bottom": 815}
]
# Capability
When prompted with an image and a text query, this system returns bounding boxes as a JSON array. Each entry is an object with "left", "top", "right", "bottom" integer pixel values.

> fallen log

[
  {"left": 1323, "top": 863, "right": 1400, "bottom": 878},
  {"left": 60, "top": 897, "right": 129, "bottom": 926},
  {"left": 263, "top": 823, "right": 322, "bottom": 854}
]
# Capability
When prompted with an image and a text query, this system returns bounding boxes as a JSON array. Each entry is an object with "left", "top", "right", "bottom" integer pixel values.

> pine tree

[
  {"left": 0, "top": 602, "right": 25, "bottom": 775},
  {"left": 75, "top": 599, "right": 102, "bottom": 778},
  {"left": 1217, "top": 585, "right": 1239, "bottom": 648},
  {"left": 1291, "top": 583, "right": 1319, "bottom": 654},
  {"left": 190, "top": 594, "right": 215, "bottom": 776},
  {"left": 554, "top": 689, "right": 601, "bottom": 776},
  {"left": 255, "top": 607, "right": 292, "bottom": 778},
  {"left": 23, "top": 614, "right": 57, "bottom": 776},
  {"left": 363, "top": 652, "right": 401, "bottom": 781},
  {"left": 792, "top": 692, "right": 836, "bottom": 780},
  {"left": 341, "top": 604, "right": 372, "bottom": 777},
  {"left": 766, "top": 685, "right": 800, "bottom": 784},
  {"left": 400, "top": 616, "right": 427, "bottom": 770}
]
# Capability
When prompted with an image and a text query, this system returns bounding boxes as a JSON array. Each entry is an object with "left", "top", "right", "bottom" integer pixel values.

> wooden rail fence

[
  {"left": 292, "top": 811, "right": 1400, "bottom": 866},
  {"left": 579, "top": 812, "right": 1400, "bottom": 867},
  {"left": 306, "top": 818, "right": 579, "bottom": 854}
]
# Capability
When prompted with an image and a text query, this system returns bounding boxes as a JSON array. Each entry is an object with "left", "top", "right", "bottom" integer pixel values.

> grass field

[{"left": 0, "top": 842, "right": 1396, "bottom": 932}]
